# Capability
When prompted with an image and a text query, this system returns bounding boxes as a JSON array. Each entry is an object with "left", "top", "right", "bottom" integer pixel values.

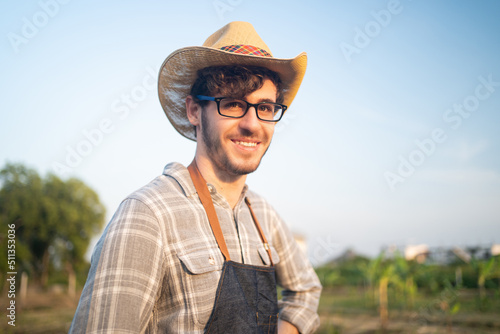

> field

[
  {"left": 1, "top": 286, "right": 499, "bottom": 333},
  {"left": 317, "top": 287, "right": 500, "bottom": 334}
]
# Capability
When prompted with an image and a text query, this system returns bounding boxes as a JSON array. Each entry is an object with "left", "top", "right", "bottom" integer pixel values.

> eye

[
  {"left": 221, "top": 99, "right": 245, "bottom": 110},
  {"left": 258, "top": 104, "right": 274, "bottom": 113},
  {"left": 228, "top": 102, "right": 244, "bottom": 109}
]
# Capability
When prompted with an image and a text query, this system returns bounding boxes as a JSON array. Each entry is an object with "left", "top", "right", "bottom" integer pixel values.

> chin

[{"left": 225, "top": 158, "right": 262, "bottom": 176}]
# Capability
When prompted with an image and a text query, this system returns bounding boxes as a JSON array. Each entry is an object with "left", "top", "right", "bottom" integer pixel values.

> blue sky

[{"left": 1, "top": 0, "right": 499, "bottom": 264}]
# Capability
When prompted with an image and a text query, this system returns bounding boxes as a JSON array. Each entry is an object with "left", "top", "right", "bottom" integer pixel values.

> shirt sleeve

[
  {"left": 271, "top": 211, "right": 322, "bottom": 334},
  {"left": 69, "top": 198, "right": 165, "bottom": 333}
]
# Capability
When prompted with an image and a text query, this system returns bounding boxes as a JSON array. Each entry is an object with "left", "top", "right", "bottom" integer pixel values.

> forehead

[{"left": 242, "top": 79, "right": 277, "bottom": 100}]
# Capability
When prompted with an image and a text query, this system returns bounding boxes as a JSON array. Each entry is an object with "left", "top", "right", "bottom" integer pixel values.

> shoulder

[
  {"left": 93, "top": 163, "right": 191, "bottom": 256},
  {"left": 124, "top": 162, "right": 194, "bottom": 209},
  {"left": 102, "top": 162, "right": 194, "bottom": 236}
]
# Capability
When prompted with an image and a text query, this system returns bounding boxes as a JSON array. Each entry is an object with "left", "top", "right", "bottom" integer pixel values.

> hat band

[{"left": 220, "top": 44, "right": 272, "bottom": 57}]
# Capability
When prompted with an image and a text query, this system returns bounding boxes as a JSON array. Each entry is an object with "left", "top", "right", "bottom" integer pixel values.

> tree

[{"left": 0, "top": 162, "right": 105, "bottom": 288}]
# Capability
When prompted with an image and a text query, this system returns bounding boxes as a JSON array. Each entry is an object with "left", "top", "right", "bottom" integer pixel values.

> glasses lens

[
  {"left": 219, "top": 98, "right": 247, "bottom": 117},
  {"left": 218, "top": 98, "right": 284, "bottom": 122},
  {"left": 256, "top": 103, "right": 283, "bottom": 121}
]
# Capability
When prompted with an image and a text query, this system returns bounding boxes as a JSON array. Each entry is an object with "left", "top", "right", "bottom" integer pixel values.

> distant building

[
  {"left": 387, "top": 243, "right": 495, "bottom": 265},
  {"left": 421, "top": 245, "right": 492, "bottom": 265},
  {"left": 491, "top": 244, "right": 500, "bottom": 256},
  {"left": 404, "top": 244, "right": 429, "bottom": 263},
  {"left": 452, "top": 247, "right": 471, "bottom": 263}
]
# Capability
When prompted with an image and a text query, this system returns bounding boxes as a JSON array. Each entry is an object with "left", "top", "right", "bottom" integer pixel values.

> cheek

[
  {"left": 264, "top": 124, "right": 275, "bottom": 139},
  {"left": 201, "top": 111, "right": 215, "bottom": 133}
]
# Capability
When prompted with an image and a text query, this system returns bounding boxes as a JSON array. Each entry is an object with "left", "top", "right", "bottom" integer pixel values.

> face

[{"left": 198, "top": 79, "right": 277, "bottom": 177}]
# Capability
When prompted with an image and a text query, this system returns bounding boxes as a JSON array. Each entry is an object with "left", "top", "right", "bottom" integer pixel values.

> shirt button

[{"left": 209, "top": 257, "right": 215, "bottom": 265}]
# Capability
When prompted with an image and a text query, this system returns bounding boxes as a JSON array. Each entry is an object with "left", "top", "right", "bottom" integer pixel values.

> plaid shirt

[{"left": 70, "top": 162, "right": 322, "bottom": 333}]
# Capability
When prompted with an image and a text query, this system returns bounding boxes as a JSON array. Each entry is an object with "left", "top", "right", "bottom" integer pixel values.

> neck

[{"left": 193, "top": 156, "right": 247, "bottom": 209}]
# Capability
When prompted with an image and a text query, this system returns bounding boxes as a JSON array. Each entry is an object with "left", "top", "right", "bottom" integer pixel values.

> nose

[{"left": 238, "top": 106, "right": 261, "bottom": 133}]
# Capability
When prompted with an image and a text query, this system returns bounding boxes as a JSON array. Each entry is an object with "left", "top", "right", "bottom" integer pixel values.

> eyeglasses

[{"left": 196, "top": 95, "right": 287, "bottom": 122}]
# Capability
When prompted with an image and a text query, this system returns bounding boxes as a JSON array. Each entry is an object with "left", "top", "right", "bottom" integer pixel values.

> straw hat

[{"left": 158, "top": 21, "right": 307, "bottom": 141}]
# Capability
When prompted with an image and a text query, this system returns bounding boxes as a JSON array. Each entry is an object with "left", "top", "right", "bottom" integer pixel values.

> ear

[{"left": 186, "top": 95, "right": 201, "bottom": 127}]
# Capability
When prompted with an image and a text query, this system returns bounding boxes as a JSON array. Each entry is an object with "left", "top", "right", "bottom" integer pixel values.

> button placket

[{"left": 233, "top": 205, "right": 250, "bottom": 264}]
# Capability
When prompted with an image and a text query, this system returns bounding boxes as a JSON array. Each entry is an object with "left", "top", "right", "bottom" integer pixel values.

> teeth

[{"left": 235, "top": 141, "right": 257, "bottom": 147}]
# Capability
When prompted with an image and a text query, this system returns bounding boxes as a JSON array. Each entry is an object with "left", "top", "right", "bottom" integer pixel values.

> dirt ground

[{"left": 1, "top": 287, "right": 77, "bottom": 333}]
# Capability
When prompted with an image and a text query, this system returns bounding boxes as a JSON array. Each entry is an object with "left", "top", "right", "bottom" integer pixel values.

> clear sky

[{"left": 1, "top": 0, "right": 499, "bottom": 265}]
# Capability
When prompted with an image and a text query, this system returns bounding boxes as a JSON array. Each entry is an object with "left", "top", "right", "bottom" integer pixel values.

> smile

[{"left": 232, "top": 140, "right": 260, "bottom": 148}]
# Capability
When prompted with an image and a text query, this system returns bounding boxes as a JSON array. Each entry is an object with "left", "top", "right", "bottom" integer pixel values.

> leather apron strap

[
  {"left": 188, "top": 160, "right": 274, "bottom": 266},
  {"left": 188, "top": 161, "right": 231, "bottom": 262},
  {"left": 245, "top": 197, "right": 274, "bottom": 266}
]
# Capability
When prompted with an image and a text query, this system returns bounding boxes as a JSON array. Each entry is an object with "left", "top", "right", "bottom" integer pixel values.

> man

[{"left": 70, "top": 21, "right": 321, "bottom": 333}]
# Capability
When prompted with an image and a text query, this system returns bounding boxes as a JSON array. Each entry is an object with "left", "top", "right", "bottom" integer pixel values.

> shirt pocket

[
  {"left": 257, "top": 244, "right": 280, "bottom": 266},
  {"left": 177, "top": 246, "right": 224, "bottom": 274},
  {"left": 176, "top": 246, "right": 224, "bottom": 327}
]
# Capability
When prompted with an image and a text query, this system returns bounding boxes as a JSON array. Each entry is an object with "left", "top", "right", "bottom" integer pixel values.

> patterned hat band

[{"left": 220, "top": 44, "right": 272, "bottom": 57}]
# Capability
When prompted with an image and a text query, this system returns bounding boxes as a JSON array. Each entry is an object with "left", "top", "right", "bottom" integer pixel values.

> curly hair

[{"left": 190, "top": 65, "right": 284, "bottom": 106}]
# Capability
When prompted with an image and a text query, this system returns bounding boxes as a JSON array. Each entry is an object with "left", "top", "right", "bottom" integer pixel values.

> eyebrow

[{"left": 244, "top": 97, "right": 277, "bottom": 104}]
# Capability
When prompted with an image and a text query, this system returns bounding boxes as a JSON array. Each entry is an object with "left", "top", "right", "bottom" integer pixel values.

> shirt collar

[
  {"left": 163, "top": 162, "right": 249, "bottom": 204},
  {"left": 163, "top": 162, "right": 197, "bottom": 197}
]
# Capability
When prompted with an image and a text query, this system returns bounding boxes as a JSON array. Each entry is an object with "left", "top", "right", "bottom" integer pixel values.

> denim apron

[{"left": 188, "top": 162, "right": 279, "bottom": 334}]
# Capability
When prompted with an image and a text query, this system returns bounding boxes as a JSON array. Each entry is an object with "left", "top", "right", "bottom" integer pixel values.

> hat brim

[{"left": 158, "top": 46, "right": 307, "bottom": 141}]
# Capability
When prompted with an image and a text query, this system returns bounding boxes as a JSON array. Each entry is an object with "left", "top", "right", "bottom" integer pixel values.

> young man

[{"left": 70, "top": 21, "right": 321, "bottom": 333}]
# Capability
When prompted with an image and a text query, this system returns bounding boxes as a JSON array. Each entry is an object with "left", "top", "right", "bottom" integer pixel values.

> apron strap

[
  {"left": 188, "top": 160, "right": 274, "bottom": 266},
  {"left": 245, "top": 197, "right": 274, "bottom": 266},
  {"left": 188, "top": 161, "right": 231, "bottom": 262}
]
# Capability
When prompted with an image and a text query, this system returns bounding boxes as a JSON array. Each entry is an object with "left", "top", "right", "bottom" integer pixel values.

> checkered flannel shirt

[{"left": 70, "top": 162, "right": 322, "bottom": 333}]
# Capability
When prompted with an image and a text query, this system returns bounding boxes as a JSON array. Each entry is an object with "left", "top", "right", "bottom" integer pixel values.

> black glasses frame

[{"left": 196, "top": 95, "right": 287, "bottom": 122}]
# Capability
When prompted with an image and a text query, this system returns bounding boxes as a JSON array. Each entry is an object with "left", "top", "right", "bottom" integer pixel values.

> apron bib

[{"left": 188, "top": 162, "right": 279, "bottom": 334}]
